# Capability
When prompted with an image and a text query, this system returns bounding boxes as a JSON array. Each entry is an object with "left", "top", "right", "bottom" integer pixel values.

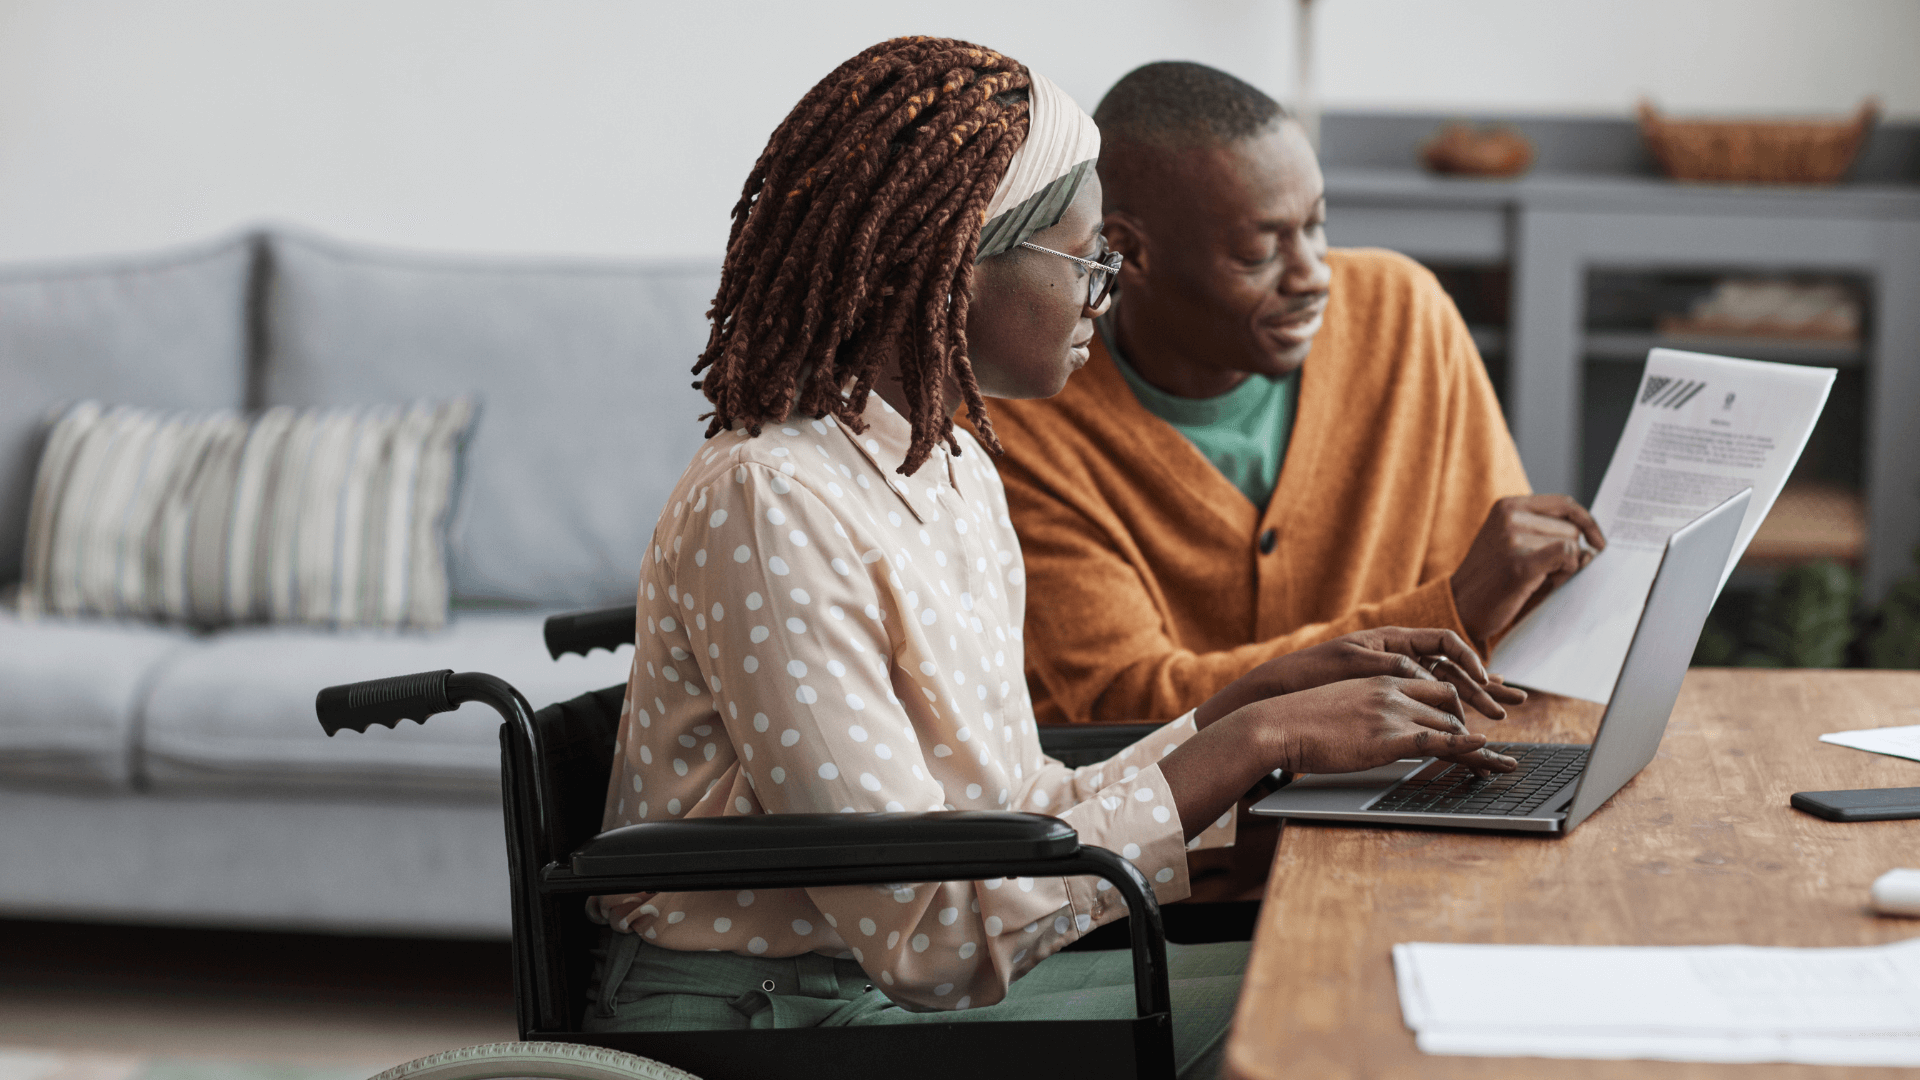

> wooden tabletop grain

[{"left": 1224, "top": 669, "right": 1920, "bottom": 1080}]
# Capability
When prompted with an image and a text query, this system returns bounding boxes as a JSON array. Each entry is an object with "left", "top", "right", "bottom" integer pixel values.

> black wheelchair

[{"left": 317, "top": 604, "right": 1253, "bottom": 1080}]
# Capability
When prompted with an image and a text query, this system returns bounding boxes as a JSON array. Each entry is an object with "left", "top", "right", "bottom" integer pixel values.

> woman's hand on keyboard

[
  {"left": 1253, "top": 676, "right": 1520, "bottom": 779},
  {"left": 1164, "top": 676, "right": 1521, "bottom": 837}
]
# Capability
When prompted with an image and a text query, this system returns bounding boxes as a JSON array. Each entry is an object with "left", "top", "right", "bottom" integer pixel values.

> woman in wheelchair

[{"left": 586, "top": 36, "right": 1517, "bottom": 1078}]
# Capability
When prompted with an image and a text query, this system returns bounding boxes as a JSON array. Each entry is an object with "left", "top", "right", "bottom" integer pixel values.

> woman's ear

[{"left": 1104, "top": 211, "right": 1149, "bottom": 280}]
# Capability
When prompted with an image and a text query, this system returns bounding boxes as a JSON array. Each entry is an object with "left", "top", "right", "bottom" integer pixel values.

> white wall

[{"left": 0, "top": 0, "right": 1912, "bottom": 265}]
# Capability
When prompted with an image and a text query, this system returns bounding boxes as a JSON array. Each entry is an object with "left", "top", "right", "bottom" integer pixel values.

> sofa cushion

[
  {"left": 21, "top": 398, "right": 475, "bottom": 630},
  {"left": 261, "top": 233, "right": 718, "bottom": 608},
  {"left": 0, "top": 609, "right": 196, "bottom": 789},
  {"left": 0, "top": 785, "right": 511, "bottom": 936},
  {"left": 140, "top": 610, "right": 633, "bottom": 797},
  {"left": 0, "top": 236, "right": 253, "bottom": 586}
]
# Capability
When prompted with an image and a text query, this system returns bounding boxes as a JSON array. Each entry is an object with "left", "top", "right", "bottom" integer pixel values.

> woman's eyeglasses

[{"left": 1018, "top": 241, "right": 1123, "bottom": 309}]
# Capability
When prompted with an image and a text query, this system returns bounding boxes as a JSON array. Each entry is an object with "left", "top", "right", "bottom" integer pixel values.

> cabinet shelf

[
  {"left": 1469, "top": 327, "right": 1866, "bottom": 367},
  {"left": 1467, "top": 325, "right": 1507, "bottom": 355},
  {"left": 1740, "top": 482, "right": 1867, "bottom": 567},
  {"left": 1328, "top": 144, "right": 1918, "bottom": 601},
  {"left": 1582, "top": 330, "right": 1864, "bottom": 367}
]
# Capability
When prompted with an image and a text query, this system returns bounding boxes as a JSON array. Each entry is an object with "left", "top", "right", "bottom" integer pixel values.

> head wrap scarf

[{"left": 975, "top": 70, "right": 1102, "bottom": 261}]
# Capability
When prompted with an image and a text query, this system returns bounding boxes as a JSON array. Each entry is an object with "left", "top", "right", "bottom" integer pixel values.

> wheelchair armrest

[
  {"left": 544, "top": 605, "right": 637, "bottom": 660},
  {"left": 1038, "top": 721, "right": 1167, "bottom": 768},
  {"left": 570, "top": 811, "right": 1075, "bottom": 878},
  {"left": 324, "top": 667, "right": 1169, "bottom": 1040},
  {"left": 553, "top": 813, "right": 1175, "bottom": 1029}
]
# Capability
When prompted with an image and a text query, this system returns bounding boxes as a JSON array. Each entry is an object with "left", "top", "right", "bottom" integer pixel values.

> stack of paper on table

[
  {"left": 1821, "top": 725, "right": 1920, "bottom": 764},
  {"left": 1394, "top": 938, "right": 1920, "bottom": 1066}
]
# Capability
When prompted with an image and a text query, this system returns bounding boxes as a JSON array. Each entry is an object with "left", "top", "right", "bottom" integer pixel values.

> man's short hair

[{"left": 1093, "top": 61, "right": 1288, "bottom": 150}]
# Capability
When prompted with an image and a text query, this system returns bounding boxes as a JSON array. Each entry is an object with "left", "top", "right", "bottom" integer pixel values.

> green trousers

[{"left": 583, "top": 930, "right": 1248, "bottom": 1080}]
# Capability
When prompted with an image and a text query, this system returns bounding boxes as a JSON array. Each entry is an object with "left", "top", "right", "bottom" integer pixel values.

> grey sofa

[{"left": 0, "top": 231, "right": 720, "bottom": 937}]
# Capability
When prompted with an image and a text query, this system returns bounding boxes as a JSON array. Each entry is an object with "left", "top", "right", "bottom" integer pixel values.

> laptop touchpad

[{"left": 1265, "top": 759, "right": 1431, "bottom": 811}]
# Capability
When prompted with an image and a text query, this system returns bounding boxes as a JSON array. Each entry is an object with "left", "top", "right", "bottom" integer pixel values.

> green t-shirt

[{"left": 1105, "top": 319, "right": 1300, "bottom": 508}]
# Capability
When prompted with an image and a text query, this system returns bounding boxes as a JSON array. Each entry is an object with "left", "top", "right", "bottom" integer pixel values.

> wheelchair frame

[{"left": 316, "top": 605, "right": 1189, "bottom": 1080}]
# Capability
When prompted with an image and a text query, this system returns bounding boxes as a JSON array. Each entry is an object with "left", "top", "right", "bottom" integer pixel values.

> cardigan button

[{"left": 1258, "top": 528, "right": 1278, "bottom": 555}]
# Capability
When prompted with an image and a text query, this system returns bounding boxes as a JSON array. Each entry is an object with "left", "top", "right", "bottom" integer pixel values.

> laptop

[{"left": 1251, "top": 488, "right": 1750, "bottom": 836}]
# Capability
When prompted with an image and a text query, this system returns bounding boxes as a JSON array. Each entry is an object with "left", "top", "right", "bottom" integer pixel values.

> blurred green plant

[
  {"left": 1744, "top": 559, "right": 1860, "bottom": 667},
  {"left": 1692, "top": 560, "right": 1863, "bottom": 668},
  {"left": 1865, "top": 546, "right": 1920, "bottom": 669},
  {"left": 1691, "top": 616, "right": 1742, "bottom": 666},
  {"left": 1693, "top": 589, "right": 1754, "bottom": 666}
]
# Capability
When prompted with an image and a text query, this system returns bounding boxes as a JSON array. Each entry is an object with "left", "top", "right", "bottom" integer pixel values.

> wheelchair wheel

[{"left": 370, "top": 1041, "right": 701, "bottom": 1080}]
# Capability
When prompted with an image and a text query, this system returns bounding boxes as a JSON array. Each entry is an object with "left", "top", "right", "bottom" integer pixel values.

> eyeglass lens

[{"left": 1088, "top": 253, "right": 1119, "bottom": 308}]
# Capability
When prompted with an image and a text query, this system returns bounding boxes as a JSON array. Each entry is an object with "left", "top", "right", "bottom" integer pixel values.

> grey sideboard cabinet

[{"left": 1325, "top": 167, "right": 1920, "bottom": 600}]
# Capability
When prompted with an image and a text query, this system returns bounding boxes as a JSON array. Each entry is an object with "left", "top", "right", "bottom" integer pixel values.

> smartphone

[{"left": 1791, "top": 787, "right": 1920, "bottom": 822}]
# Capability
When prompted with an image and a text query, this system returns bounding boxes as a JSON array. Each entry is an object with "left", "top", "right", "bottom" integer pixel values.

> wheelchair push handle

[
  {"left": 543, "top": 604, "right": 635, "bottom": 660},
  {"left": 316, "top": 669, "right": 456, "bottom": 736}
]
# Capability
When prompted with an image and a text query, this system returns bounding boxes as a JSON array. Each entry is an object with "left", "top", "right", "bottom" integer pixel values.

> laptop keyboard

[{"left": 1369, "top": 743, "right": 1589, "bottom": 817}]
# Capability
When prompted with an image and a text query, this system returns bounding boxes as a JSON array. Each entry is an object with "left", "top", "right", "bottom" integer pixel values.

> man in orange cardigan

[{"left": 985, "top": 62, "right": 1605, "bottom": 727}]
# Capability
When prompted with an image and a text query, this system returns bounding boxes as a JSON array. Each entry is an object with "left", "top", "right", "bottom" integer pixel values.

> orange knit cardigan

[{"left": 983, "top": 248, "right": 1530, "bottom": 724}]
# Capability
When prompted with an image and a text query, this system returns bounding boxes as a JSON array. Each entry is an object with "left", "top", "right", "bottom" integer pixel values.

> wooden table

[{"left": 1225, "top": 669, "right": 1920, "bottom": 1079}]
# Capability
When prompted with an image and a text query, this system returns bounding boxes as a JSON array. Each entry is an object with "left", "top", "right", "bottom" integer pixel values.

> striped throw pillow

[{"left": 19, "top": 399, "right": 475, "bottom": 629}]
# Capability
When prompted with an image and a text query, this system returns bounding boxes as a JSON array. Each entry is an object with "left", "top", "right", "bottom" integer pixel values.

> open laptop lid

[{"left": 1559, "top": 488, "right": 1750, "bottom": 832}]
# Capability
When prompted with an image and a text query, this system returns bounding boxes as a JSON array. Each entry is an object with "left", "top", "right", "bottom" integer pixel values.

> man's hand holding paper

[
  {"left": 1492, "top": 349, "right": 1836, "bottom": 702},
  {"left": 1450, "top": 493, "right": 1609, "bottom": 647}
]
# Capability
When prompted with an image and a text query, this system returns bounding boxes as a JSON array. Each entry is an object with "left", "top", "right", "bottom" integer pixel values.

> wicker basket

[
  {"left": 1637, "top": 99, "right": 1878, "bottom": 184},
  {"left": 1420, "top": 123, "right": 1535, "bottom": 178}
]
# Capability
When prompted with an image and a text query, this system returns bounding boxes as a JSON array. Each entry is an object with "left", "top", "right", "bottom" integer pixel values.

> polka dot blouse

[{"left": 589, "top": 394, "right": 1235, "bottom": 1012}]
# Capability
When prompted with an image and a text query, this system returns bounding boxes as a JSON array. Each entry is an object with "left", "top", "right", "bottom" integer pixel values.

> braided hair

[{"left": 692, "top": 37, "right": 1032, "bottom": 475}]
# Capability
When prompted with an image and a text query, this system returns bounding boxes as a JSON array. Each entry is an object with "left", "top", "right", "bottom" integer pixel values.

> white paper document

[
  {"left": 1821, "top": 724, "right": 1920, "bottom": 765},
  {"left": 1492, "top": 349, "right": 1835, "bottom": 702},
  {"left": 1394, "top": 938, "right": 1920, "bottom": 1066}
]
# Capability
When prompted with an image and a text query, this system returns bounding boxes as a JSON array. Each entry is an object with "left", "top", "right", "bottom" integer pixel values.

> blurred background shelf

[
  {"left": 1467, "top": 325, "right": 1507, "bottom": 356},
  {"left": 1740, "top": 482, "right": 1868, "bottom": 567},
  {"left": 1471, "top": 326, "right": 1864, "bottom": 368},
  {"left": 1322, "top": 112, "right": 1920, "bottom": 601},
  {"left": 1581, "top": 330, "right": 1865, "bottom": 367}
]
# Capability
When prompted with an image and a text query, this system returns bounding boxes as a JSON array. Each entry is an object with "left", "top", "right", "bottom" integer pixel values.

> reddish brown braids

[{"left": 692, "top": 36, "right": 1032, "bottom": 474}]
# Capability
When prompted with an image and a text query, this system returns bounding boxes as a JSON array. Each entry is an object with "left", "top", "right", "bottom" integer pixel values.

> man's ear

[{"left": 1104, "top": 211, "right": 1150, "bottom": 280}]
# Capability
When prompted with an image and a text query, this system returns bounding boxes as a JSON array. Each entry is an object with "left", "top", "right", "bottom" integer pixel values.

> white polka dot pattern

[{"left": 587, "top": 394, "right": 1232, "bottom": 1013}]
